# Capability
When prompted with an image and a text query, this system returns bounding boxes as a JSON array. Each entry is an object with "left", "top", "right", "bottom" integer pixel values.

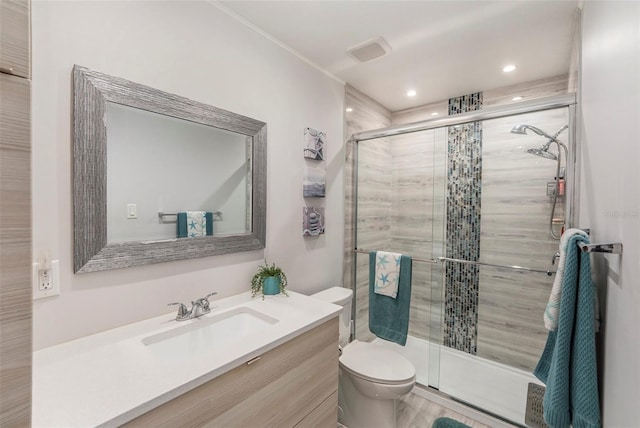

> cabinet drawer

[
  {"left": 0, "top": 0, "right": 30, "bottom": 78},
  {"left": 124, "top": 317, "right": 339, "bottom": 428},
  {"left": 294, "top": 391, "right": 338, "bottom": 428},
  {"left": 0, "top": 73, "right": 31, "bottom": 240}
]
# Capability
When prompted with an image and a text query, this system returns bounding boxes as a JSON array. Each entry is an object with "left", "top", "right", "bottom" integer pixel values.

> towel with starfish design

[
  {"left": 369, "top": 251, "right": 412, "bottom": 345},
  {"left": 177, "top": 211, "right": 214, "bottom": 238},
  {"left": 374, "top": 251, "right": 402, "bottom": 298}
]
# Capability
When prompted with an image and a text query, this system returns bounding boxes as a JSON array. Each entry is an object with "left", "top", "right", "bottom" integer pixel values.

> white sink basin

[{"left": 142, "top": 307, "right": 278, "bottom": 360}]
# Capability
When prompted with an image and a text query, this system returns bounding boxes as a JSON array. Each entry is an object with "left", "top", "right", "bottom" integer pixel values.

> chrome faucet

[{"left": 168, "top": 292, "right": 218, "bottom": 321}]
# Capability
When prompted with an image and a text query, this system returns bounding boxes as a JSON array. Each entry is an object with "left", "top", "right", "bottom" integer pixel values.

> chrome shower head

[
  {"left": 511, "top": 124, "right": 552, "bottom": 138},
  {"left": 526, "top": 146, "right": 557, "bottom": 160},
  {"left": 512, "top": 124, "right": 569, "bottom": 160}
]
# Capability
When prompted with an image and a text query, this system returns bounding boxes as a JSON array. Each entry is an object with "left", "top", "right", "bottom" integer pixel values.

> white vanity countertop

[{"left": 32, "top": 291, "right": 341, "bottom": 428}]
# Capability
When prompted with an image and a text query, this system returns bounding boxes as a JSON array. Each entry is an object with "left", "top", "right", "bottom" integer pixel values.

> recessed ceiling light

[
  {"left": 512, "top": 96, "right": 523, "bottom": 101},
  {"left": 345, "top": 107, "right": 353, "bottom": 112},
  {"left": 431, "top": 112, "right": 439, "bottom": 116},
  {"left": 503, "top": 64, "right": 516, "bottom": 73},
  {"left": 407, "top": 89, "right": 417, "bottom": 97}
]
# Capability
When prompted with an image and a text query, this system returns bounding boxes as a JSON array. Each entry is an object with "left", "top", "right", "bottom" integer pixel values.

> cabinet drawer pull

[
  {"left": 246, "top": 356, "right": 261, "bottom": 365},
  {"left": 0, "top": 67, "right": 15, "bottom": 75}
]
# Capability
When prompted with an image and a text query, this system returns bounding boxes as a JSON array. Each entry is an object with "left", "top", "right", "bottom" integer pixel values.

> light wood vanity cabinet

[
  {"left": 0, "top": 0, "right": 31, "bottom": 425},
  {"left": 124, "top": 317, "right": 339, "bottom": 428},
  {"left": 0, "top": 0, "right": 30, "bottom": 78},
  {"left": 0, "top": 70, "right": 31, "bottom": 428}
]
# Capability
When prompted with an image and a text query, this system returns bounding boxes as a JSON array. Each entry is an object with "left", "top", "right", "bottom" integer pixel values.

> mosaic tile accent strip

[
  {"left": 448, "top": 92, "right": 483, "bottom": 115},
  {"left": 444, "top": 92, "right": 483, "bottom": 354}
]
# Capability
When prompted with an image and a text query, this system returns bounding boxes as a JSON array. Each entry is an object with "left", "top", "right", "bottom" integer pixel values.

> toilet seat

[{"left": 339, "top": 340, "right": 416, "bottom": 385}]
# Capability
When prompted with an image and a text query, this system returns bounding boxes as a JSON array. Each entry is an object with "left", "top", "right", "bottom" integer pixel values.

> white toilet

[{"left": 312, "top": 287, "right": 416, "bottom": 428}]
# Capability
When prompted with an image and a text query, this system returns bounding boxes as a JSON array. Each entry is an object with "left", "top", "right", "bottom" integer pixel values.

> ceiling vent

[{"left": 346, "top": 37, "right": 392, "bottom": 63}]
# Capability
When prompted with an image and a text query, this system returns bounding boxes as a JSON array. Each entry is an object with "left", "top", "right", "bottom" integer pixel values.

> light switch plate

[{"left": 127, "top": 204, "right": 137, "bottom": 219}]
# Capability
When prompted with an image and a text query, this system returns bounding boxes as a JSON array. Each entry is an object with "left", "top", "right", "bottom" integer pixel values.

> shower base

[{"left": 372, "top": 335, "right": 544, "bottom": 425}]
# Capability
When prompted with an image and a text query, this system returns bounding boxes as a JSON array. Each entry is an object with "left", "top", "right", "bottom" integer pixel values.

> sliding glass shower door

[
  {"left": 353, "top": 127, "right": 447, "bottom": 387},
  {"left": 435, "top": 106, "right": 572, "bottom": 424},
  {"left": 352, "top": 98, "right": 574, "bottom": 426}
]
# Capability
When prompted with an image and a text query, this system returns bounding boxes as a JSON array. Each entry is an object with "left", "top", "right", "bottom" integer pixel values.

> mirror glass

[
  {"left": 73, "top": 65, "right": 266, "bottom": 273},
  {"left": 106, "top": 102, "right": 252, "bottom": 243}
]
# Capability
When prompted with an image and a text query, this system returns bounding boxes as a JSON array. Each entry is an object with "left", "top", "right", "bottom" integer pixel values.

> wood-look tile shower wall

[
  {"left": 345, "top": 75, "right": 571, "bottom": 372},
  {"left": 344, "top": 85, "right": 392, "bottom": 341},
  {"left": 345, "top": 85, "right": 445, "bottom": 344}
]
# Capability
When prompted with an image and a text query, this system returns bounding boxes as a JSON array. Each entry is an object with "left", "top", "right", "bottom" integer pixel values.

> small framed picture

[
  {"left": 303, "top": 207, "right": 325, "bottom": 236},
  {"left": 303, "top": 127, "right": 326, "bottom": 161},
  {"left": 303, "top": 166, "right": 325, "bottom": 198}
]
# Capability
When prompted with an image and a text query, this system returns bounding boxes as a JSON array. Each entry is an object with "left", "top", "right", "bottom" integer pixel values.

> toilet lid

[
  {"left": 311, "top": 286, "right": 352, "bottom": 306},
  {"left": 339, "top": 341, "right": 416, "bottom": 384}
]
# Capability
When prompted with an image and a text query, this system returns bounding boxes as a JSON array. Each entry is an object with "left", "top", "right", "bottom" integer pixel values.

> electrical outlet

[
  {"left": 33, "top": 260, "right": 60, "bottom": 300},
  {"left": 39, "top": 267, "right": 52, "bottom": 290}
]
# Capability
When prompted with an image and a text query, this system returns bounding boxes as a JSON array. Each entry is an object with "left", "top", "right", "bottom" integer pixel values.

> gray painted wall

[{"left": 579, "top": 2, "right": 639, "bottom": 424}]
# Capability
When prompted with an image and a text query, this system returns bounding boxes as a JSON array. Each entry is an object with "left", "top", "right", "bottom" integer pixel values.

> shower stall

[{"left": 348, "top": 94, "right": 576, "bottom": 425}]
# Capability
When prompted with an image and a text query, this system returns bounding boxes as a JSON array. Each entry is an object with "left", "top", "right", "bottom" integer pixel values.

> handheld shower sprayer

[{"left": 510, "top": 123, "right": 570, "bottom": 239}]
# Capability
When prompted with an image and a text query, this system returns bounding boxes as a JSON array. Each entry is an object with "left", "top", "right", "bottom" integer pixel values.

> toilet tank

[{"left": 311, "top": 287, "right": 353, "bottom": 347}]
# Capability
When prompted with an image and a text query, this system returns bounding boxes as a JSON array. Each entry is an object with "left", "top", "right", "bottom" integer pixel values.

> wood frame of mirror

[{"left": 73, "top": 65, "right": 266, "bottom": 273}]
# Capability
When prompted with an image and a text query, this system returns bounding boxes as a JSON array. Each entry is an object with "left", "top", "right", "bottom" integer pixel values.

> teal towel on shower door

[
  {"left": 534, "top": 234, "right": 600, "bottom": 428},
  {"left": 369, "top": 251, "right": 412, "bottom": 346}
]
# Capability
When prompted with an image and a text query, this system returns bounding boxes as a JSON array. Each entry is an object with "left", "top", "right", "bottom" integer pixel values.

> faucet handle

[
  {"left": 198, "top": 292, "right": 218, "bottom": 311},
  {"left": 168, "top": 302, "right": 189, "bottom": 320},
  {"left": 191, "top": 292, "right": 217, "bottom": 315}
]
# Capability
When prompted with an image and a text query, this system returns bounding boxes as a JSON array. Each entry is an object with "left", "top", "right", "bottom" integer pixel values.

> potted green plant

[{"left": 251, "top": 259, "right": 289, "bottom": 298}]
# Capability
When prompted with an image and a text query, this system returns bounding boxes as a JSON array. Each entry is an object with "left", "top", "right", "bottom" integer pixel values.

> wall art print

[
  {"left": 303, "top": 207, "right": 325, "bottom": 236},
  {"left": 303, "top": 165, "right": 326, "bottom": 197},
  {"left": 303, "top": 127, "right": 326, "bottom": 160}
]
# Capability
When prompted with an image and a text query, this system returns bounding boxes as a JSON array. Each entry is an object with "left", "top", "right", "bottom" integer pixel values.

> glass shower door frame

[{"left": 350, "top": 93, "right": 578, "bottom": 401}]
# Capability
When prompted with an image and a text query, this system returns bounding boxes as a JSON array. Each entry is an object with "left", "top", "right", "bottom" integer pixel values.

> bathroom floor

[
  {"left": 337, "top": 390, "right": 515, "bottom": 428},
  {"left": 337, "top": 387, "right": 518, "bottom": 428},
  {"left": 397, "top": 392, "right": 492, "bottom": 428}
]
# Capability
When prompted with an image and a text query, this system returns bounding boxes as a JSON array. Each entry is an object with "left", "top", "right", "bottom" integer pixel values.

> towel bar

[
  {"left": 577, "top": 241, "right": 623, "bottom": 254},
  {"left": 437, "top": 256, "right": 555, "bottom": 276},
  {"left": 158, "top": 211, "right": 222, "bottom": 218},
  {"left": 353, "top": 249, "right": 555, "bottom": 275},
  {"left": 353, "top": 249, "right": 438, "bottom": 264},
  {"left": 158, "top": 211, "right": 222, "bottom": 223}
]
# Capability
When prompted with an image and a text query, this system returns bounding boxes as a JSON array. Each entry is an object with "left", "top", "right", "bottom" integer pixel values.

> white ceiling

[{"left": 218, "top": 0, "right": 579, "bottom": 112}]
